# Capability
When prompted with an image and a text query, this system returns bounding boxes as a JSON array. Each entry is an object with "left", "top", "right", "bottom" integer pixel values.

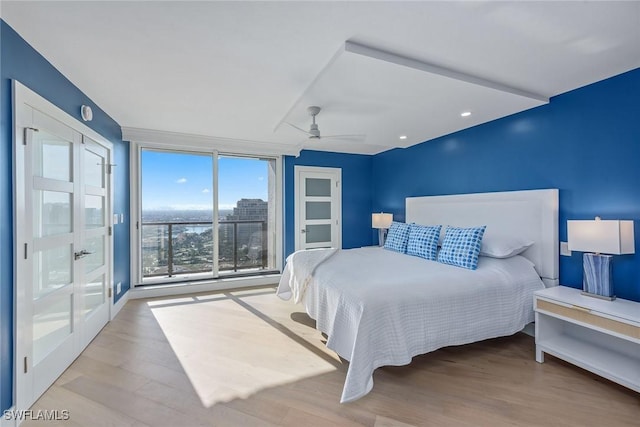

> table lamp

[
  {"left": 372, "top": 213, "right": 393, "bottom": 246},
  {"left": 567, "top": 217, "right": 634, "bottom": 300}
]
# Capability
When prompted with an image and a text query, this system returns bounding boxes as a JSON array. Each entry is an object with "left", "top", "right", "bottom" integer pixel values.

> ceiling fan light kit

[{"left": 287, "top": 105, "right": 365, "bottom": 142}]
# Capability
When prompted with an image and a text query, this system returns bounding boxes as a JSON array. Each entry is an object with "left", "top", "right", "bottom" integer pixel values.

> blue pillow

[
  {"left": 384, "top": 221, "right": 411, "bottom": 253},
  {"left": 437, "top": 226, "right": 486, "bottom": 270},
  {"left": 406, "top": 224, "right": 441, "bottom": 260}
]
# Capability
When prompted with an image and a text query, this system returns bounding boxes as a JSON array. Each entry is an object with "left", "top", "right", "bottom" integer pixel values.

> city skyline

[{"left": 141, "top": 151, "right": 269, "bottom": 211}]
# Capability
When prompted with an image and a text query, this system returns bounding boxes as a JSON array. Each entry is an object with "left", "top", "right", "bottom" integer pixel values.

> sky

[{"left": 141, "top": 150, "right": 269, "bottom": 211}]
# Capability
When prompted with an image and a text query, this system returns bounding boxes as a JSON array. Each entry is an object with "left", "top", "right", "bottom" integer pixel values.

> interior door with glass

[
  {"left": 25, "top": 113, "right": 82, "bottom": 404},
  {"left": 16, "top": 107, "right": 111, "bottom": 410},
  {"left": 294, "top": 166, "right": 342, "bottom": 250},
  {"left": 79, "top": 136, "right": 110, "bottom": 348}
]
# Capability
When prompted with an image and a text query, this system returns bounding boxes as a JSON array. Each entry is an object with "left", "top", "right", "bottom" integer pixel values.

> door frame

[
  {"left": 13, "top": 81, "right": 114, "bottom": 412},
  {"left": 294, "top": 166, "right": 342, "bottom": 251},
  {"left": 130, "top": 145, "right": 219, "bottom": 286}
]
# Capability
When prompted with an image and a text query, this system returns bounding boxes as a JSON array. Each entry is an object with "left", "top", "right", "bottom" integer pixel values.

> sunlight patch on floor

[{"left": 147, "top": 291, "right": 338, "bottom": 407}]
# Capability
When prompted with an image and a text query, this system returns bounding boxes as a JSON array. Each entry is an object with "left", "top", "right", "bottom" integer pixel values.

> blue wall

[
  {"left": 0, "top": 20, "right": 130, "bottom": 411},
  {"left": 372, "top": 68, "right": 640, "bottom": 302},
  {"left": 284, "top": 150, "right": 373, "bottom": 258}
]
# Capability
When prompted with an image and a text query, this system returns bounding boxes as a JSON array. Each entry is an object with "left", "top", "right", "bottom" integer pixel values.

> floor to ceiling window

[{"left": 136, "top": 147, "right": 279, "bottom": 285}]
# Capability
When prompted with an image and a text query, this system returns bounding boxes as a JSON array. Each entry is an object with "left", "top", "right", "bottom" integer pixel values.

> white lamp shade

[
  {"left": 372, "top": 213, "right": 393, "bottom": 229},
  {"left": 567, "top": 219, "right": 635, "bottom": 255}
]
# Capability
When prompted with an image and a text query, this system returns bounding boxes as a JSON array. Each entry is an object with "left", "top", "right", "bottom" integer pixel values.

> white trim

[
  {"left": 15, "top": 83, "right": 114, "bottom": 152},
  {"left": 110, "top": 290, "right": 129, "bottom": 320},
  {"left": 294, "top": 166, "right": 342, "bottom": 251},
  {"left": 129, "top": 142, "right": 140, "bottom": 289},
  {"left": 274, "top": 156, "right": 284, "bottom": 271},
  {"left": 521, "top": 323, "right": 535, "bottom": 337},
  {"left": 345, "top": 41, "right": 549, "bottom": 103},
  {"left": 122, "top": 126, "right": 300, "bottom": 157},
  {"left": 128, "top": 275, "right": 280, "bottom": 300}
]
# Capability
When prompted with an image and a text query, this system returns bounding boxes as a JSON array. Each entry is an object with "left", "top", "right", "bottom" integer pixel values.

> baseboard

[
  {"left": 111, "top": 290, "right": 129, "bottom": 320},
  {"left": 128, "top": 274, "right": 280, "bottom": 300},
  {"left": 521, "top": 322, "right": 535, "bottom": 337},
  {"left": 1, "top": 407, "right": 17, "bottom": 427}
]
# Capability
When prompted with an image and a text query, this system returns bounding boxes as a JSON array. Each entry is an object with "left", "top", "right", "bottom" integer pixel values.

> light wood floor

[{"left": 25, "top": 286, "right": 639, "bottom": 426}]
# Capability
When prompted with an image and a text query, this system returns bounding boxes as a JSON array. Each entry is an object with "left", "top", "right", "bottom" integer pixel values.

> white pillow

[{"left": 480, "top": 234, "right": 534, "bottom": 258}]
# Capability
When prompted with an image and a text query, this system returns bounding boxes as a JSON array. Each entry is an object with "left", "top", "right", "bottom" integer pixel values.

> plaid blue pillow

[
  {"left": 384, "top": 221, "right": 411, "bottom": 253},
  {"left": 437, "top": 226, "right": 487, "bottom": 270},
  {"left": 406, "top": 224, "right": 441, "bottom": 260}
]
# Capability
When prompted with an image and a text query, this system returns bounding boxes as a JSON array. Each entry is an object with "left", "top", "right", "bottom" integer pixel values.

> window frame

[{"left": 130, "top": 140, "right": 283, "bottom": 289}]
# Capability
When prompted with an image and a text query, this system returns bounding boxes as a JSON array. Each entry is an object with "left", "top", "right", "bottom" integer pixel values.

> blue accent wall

[
  {"left": 284, "top": 150, "right": 373, "bottom": 259},
  {"left": 372, "top": 68, "right": 640, "bottom": 302},
  {"left": 0, "top": 20, "right": 130, "bottom": 411}
]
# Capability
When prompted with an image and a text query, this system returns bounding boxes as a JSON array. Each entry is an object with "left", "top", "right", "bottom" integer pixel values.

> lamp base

[
  {"left": 582, "top": 253, "right": 614, "bottom": 299},
  {"left": 378, "top": 228, "right": 386, "bottom": 247},
  {"left": 580, "top": 291, "right": 616, "bottom": 301}
]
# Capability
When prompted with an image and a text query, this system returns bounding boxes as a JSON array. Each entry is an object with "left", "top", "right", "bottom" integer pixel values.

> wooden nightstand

[{"left": 534, "top": 286, "right": 640, "bottom": 393}]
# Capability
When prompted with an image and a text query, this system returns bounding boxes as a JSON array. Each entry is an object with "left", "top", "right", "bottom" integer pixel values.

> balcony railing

[{"left": 141, "top": 220, "right": 268, "bottom": 279}]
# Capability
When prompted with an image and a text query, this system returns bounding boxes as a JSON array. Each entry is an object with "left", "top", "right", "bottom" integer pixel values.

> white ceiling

[{"left": 3, "top": 1, "right": 639, "bottom": 155}]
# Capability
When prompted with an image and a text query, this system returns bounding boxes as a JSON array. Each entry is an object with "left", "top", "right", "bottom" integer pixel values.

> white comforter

[{"left": 277, "top": 247, "right": 545, "bottom": 403}]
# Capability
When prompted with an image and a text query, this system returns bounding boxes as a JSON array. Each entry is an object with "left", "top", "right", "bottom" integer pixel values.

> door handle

[
  {"left": 74, "top": 249, "right": 94, "bottom": 260},
  {"left": 301, "top": 229, "right": 307, "bottom": 233}
]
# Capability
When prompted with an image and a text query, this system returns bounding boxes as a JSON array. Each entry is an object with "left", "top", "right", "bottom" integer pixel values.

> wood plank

[{"left": 24, "top": 286, "right": 640, "bottom": 426}]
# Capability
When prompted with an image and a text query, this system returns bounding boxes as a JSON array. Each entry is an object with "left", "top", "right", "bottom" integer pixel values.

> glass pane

[
  {"left": 85, "top": 149, "right": 104, "bottom": 188},
  {"left": 33, "top": 245, "right": 72, "bottom": 300},
  {"left": 306, "top": 201, "right": 331, "bottom": 220},
  {"left": 84, "top": 275, "right": 105, "bottom": 317},
  {"left": 141, "top": 150, "right": 214, "bottom": 280},
  {"left": 85, "top": 195, "right": 104, "bottom": 229},
  {"left": 33, "top": 294, "right": 72, "bottom": 365},
  {"left": 141, "top": 224, "right": 169, "bottom": 277},
  {"left": 34, "top": 130, "right": 72, "bottom": 182},
  {"left": 33, "top": 190, "right": 72, "bottom": 237},
  {"left": 305, "top": 178, "right": 331, "bottom": 197},
  {"left": 306, "top": 224, "right": 332, "bottom": 244},
  {"left": 171, "top": 224, "right": 213, "bottom": 275},
  {"left": 84, "top": 236, "right": 104, "bottom": 274},
  {"left": 218, "top": 156, "right": 273, "bottom": 274}
]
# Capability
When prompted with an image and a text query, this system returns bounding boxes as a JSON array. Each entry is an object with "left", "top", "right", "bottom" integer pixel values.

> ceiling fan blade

[
  {"left": 321, "top": 134, "right": 366, "bottom": 140},
  {"left": 286, "top": 122, "right": 311, "bottom": 135}
]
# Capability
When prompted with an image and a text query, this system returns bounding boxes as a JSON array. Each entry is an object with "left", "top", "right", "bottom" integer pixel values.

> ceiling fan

[{"left": 287, "top": 106, "right": 364, "bottom": 141}]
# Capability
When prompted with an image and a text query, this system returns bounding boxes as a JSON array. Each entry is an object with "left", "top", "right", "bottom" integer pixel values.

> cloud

[
  {"left": 202, "top": 188, "right": 210, "bottom": 193},
  {"left": 258, "top": 176, "right": 264, "bottom": 181},
  {"left": 176, "top": 178, "right": 187, "bottom": 184}
]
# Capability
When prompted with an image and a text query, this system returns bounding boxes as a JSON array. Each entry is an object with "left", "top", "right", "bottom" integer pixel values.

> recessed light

[
  {"left": 399, "top": 135, "right": 407, "bottom": 140},
  {"left": 461, "top": 111, "right": 472, "bottom": 117}
]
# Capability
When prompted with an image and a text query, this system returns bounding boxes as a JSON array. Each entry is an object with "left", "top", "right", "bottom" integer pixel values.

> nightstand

[{"left": 534, "top": 286, "right": 640, "bottom": 393}]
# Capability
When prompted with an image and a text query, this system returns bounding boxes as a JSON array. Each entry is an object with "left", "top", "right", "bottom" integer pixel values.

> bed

[{"left": 277, "top": 189, "right": 559, "bottom": 403}]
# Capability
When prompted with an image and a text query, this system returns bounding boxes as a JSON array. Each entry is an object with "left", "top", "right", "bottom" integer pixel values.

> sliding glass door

[
  {"left": 138, "top": 149, "right": 277, "bottom": 285},
  {"left": 140, "top": 149, "right": 215, "bottom": 282}
]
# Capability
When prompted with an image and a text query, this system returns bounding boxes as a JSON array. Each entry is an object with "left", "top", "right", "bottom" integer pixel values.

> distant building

[
  {"left": 226, "top": 198, "right": 267, "bottom": 221},
  {"left": 222, "top": 199, "right": 268, "bottom": 268}
]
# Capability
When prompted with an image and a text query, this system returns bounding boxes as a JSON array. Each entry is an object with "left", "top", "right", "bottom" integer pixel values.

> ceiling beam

[{"left": 345, "top": 41, "right": 549, "bottom": 103}]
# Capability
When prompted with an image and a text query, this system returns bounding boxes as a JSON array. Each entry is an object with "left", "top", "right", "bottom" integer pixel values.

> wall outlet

[
  {"left": 113, "top": 214, "right": 119, "bottom": 225},
  {"left": 116, "top": 282, "right": 122, "bottom": 294},
  {"left": 560, "top": 241, "right": 571, "bottom": 256},
  {"left": 120, "top": 213, "right": 125, "bottom": 223}
]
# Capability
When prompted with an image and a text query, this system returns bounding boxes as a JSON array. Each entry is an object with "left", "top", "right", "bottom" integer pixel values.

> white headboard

[{"left": 406, "top": 189, "right": 559, "bottom": 287}]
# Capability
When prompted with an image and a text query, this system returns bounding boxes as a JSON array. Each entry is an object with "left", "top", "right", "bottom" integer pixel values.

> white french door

[
  {"left": 15, "top": 85, "right": 112, "bottom": 411},
  {"left": 294, "top": 166, "right": 342, "bottom": 251},
  {"left": 79, "top": 136, "right": 111, "bottom": 348}
]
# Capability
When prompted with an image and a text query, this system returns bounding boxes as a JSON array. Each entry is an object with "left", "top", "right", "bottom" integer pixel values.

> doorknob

[{"left": 74, "top": 249, "right": 94, "bottom": 260}]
